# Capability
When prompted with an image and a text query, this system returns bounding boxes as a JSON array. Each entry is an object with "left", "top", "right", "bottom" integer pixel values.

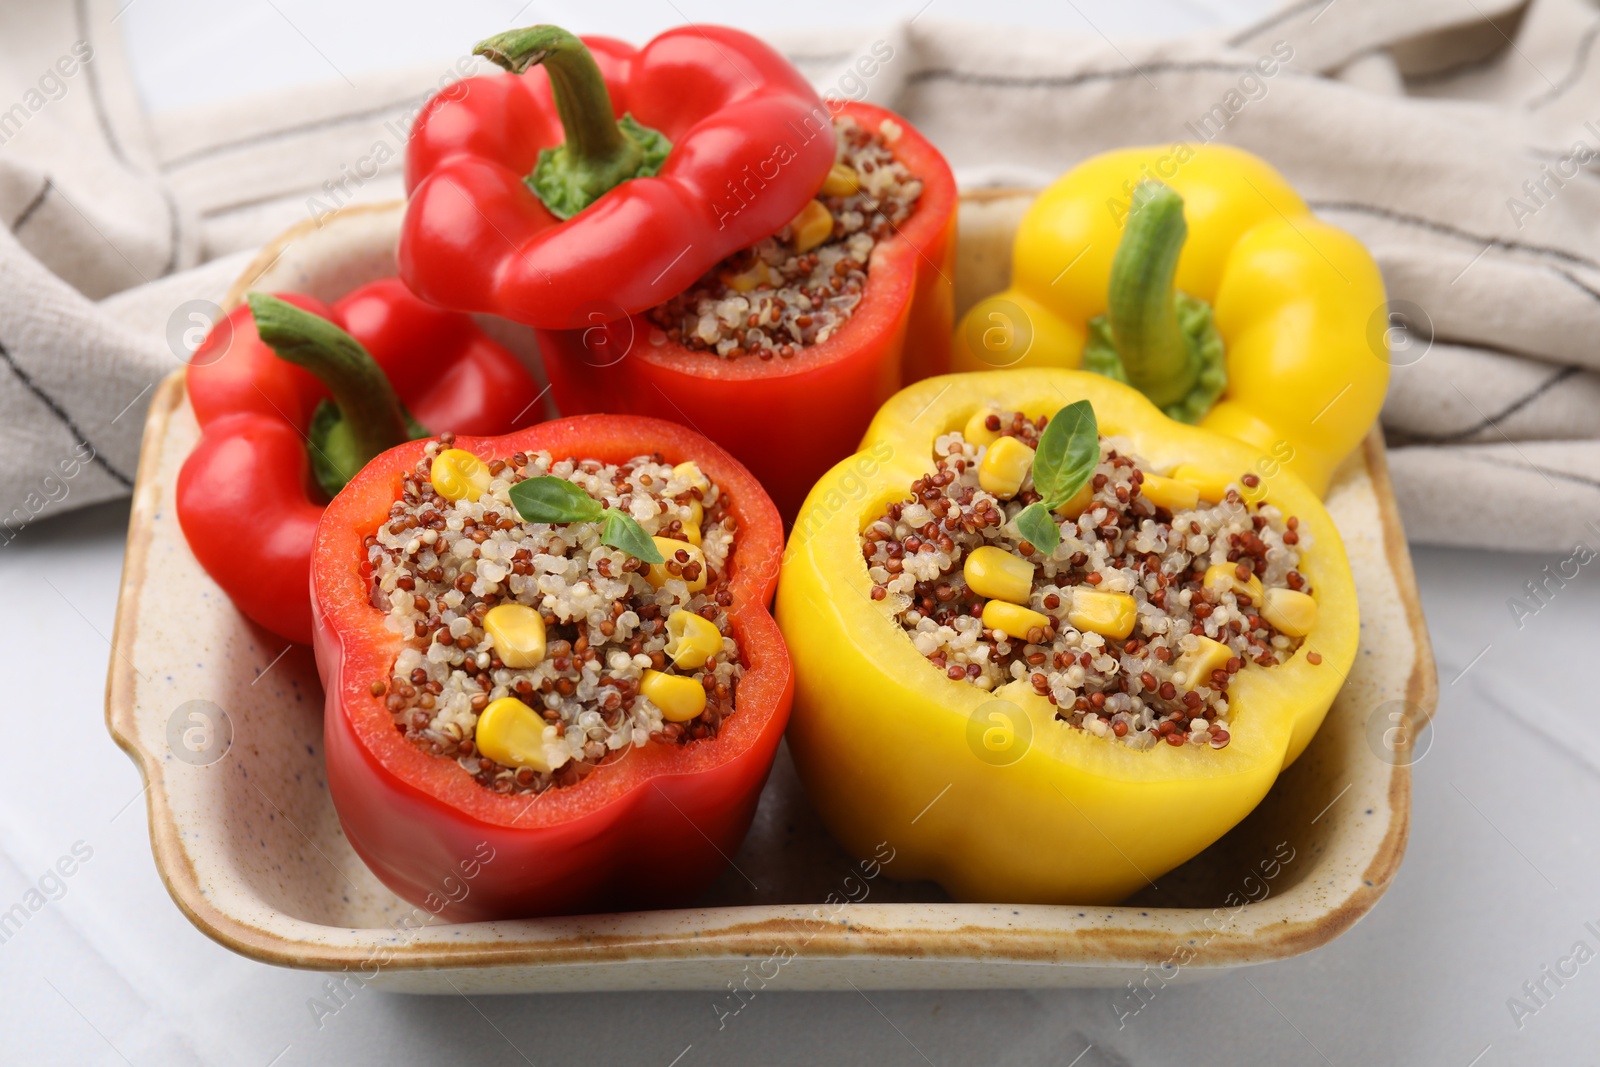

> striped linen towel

[{"left": 2, "top": 0, "right": 1597, "bottom": 549}]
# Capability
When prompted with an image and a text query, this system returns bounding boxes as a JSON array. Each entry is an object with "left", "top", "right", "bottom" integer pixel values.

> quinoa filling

[
  {"left": 863, "top": 409, "right": 1318, "bottom": 750},
  {"left": 366, "top": 434, "right": 742, "bottom": 795},
  {"left": 645, "top": 114, "right": 923, "bottom": 361}
]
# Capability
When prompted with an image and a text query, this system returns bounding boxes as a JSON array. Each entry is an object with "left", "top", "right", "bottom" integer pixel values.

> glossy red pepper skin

[
  {"left": 311, "top": 416, "right": 791, "bottom": 920},
  {"left": 535, "top": 102, "right": 957, "bottom": 520},
  {"left": 399, "top": 27, "right": 835, "bottom": 329},
  {"left": 178, "top": 278, "right": 540, "bottom": 645}
]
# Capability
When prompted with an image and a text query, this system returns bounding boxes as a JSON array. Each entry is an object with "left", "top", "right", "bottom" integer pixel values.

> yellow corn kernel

[
  {"left": 820, "top": 162, "right": 860, "bottom": 196},
  {"left": 1068, "top": 589, "right": 1137, "bottom": 640},
  {"left": 1203, "top": 563, "right": 1264, "bottom": 603},
  {"left": 963, "top": 545, "right": 1034, "bottom": 603},
  {"left": 1171, "top": 464, "right": 1265, "bottom": 505},
  {"left": 674, "top": 460, "right": 711, "bottom": 492},
  {"left": 641, "top": 669, "right": 707, "bottom": 722},
  {"left": 1175, "top": 636, "right": 1233, "bottom": 691},
  {"left": 474, "top": 697, "right": 552, "bottom": 772},
  {"left": 721, "top": 260, "right": 772, "bottom": 292},
  {"left": 647, "top": 537, "right": 706, "bottom": 592},
  {"left": 430, "top": 448, "right": 491, "bottom": 502},
  {"left": 1054, "top": 481, "right": 1094, "bottom": 520},
  {"left": 983, "top": 600, "right": 1052, "bottom": 642},
  {"left": 993, "top": 679, "right": 1052, "bottom": 715},
  {"left": 666, "top": 610, "right": 722, "bottom": 669},
  {"left": 1140, "top": 473, "right": 1200, "bottom": 512},
  {"left": 791, "top": 199, "right": 835, "bottom": 254},
  {"left": 682, "top": 524, "right": 702, "bottom": 547},
  {"left": 1261, "top": 588, "right": 1318, "bottom": 637},
  {"left": 963, "top": 407, "right": 1002, "bottom": 447},
  {"left": 483, "top": 604, "right": 546, "bottom": 668},
  {"left": 978, "top": 435, "right": 1035, "bottom": 499}
]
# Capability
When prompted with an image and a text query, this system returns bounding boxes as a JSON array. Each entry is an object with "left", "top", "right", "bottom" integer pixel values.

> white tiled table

[{"left": 2, "top": 1, "right": 1592, "bottom": 1064}]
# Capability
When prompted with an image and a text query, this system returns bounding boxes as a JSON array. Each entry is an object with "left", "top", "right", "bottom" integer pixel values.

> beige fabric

[{"left": 4, "top": 0, "right": 1599, "bottom": 548}]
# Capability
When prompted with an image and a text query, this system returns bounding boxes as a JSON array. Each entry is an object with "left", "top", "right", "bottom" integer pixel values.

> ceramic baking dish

[{"left": 106, "top": 195, "right": 1436, "bottom": 991}]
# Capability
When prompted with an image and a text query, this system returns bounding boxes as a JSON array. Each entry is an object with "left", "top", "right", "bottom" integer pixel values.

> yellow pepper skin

[
  {"left": 779, "top": 370, "right": 1357, "bottom": 904},
  {"left": 952, "top": 145, "right": 1388, "bottom": 497}
]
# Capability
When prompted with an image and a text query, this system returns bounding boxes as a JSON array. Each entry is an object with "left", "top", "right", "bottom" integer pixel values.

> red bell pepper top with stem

[
  {"left": 310, "top": 416, "right": 791, "bottom": 920},
  {"left": 399, "top": 24, "right": 836, "bottom": 329},
  {"left": 536, "top": 101, "right": 957, "bottom": 520},
  {"left": 178, "top": 279, "right": 541, "bottom": 645}
]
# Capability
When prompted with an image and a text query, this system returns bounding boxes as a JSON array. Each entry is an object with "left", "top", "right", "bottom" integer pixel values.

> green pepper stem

[
  {"left": 474, "top": 25, "right": 671, "bottom": 219},
  {"left": 1106, "top": 181, "right": 1198, "bottom": 411},
  {"left": 476, "top": 26, "right": 629, "bottom": 173},
  {"left": 247, "top": 292, "right": 412, "bottom": 495}
]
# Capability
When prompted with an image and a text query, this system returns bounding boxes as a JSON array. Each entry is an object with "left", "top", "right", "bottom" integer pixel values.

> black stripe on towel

[
  {"left": 1309, "top": 200, "right": 1600, "bottom": 274},
  {"left": 907, "top": 60, "right": 1316, "bottom": 92},
  {"left": 1407, "top": 366, "right": 1581, "bottom": 445},
  {"left": 1458, "top": 449, "right": 1600, "bottom": 493},
  {"left": 0, "top": 339, "right": 133, "bottom": 489},
  {"left": 11, "top": 179, "right": 52, "bottom": 232}
]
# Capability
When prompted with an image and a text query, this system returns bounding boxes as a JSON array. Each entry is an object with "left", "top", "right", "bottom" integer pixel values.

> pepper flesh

[
  {"left": 952, "top": 144, "right": 1387, "bottom": 496},
  {"left": 778, "top": 370, "right": 1357, "bottom": 904},
  {"left": 178, "top": 279, "right": 541, "bottom": 645},
  {"left": 536, "top": 101, "right": 957, "bottom": 519},
  {"left": 311, "top": 415, "right": 791, "bottom": 920},
  {"left": 399, "top": 25, "right": 836, "bottom": 329}
]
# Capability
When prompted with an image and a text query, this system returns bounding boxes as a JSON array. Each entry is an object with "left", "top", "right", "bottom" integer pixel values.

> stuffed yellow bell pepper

[
  {"left": 779, "top": 369, "right": 1357, "bottom": 904},
  {"left": 952, "top": 144, "right": 1386, "bottom": 497}
]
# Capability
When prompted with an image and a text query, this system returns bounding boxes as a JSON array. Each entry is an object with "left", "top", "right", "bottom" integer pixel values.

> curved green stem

[
  {"left": 1108, "top": 182, "right": 1194, "bottom": 408},
  {"left": 1081, "top": 181, "right": 1227, "bottom": 425},
  {"left": 247, "top": 292, "right": 418, "bottom": 499},
  {"left": 474, "top": 25, "right": 671, "bottom": 219},
  {"left": 476, "top": 26, "right": 629, "bottom": 175}
]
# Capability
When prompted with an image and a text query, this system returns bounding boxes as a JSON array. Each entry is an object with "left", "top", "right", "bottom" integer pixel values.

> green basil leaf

[
  {"left": 1032, "top": 399, "right": 1099, "bottom": 508},
  {"left": 508, "top": 476, "right": 604, "bottom": 524},
  {"left": 601, "top": 509, "right": 665, "bottom": 564},
  {"left": 1014, "top": 502, "right": 1062, "bottom": 556}
]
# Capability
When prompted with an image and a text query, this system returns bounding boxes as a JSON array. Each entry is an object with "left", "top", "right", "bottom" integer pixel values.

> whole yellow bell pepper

[
  {"left": 779, "top": 369, "right": 1357, "bottom": 904},
  {"left": 952, "top": 144, "right": 1387, "bottom": 497}
]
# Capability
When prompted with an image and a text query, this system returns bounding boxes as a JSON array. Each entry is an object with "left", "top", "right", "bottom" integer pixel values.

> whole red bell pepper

[
  {"left": 310, "top": 415, "right": 791, "bottom": 920},
  {"left": 398, "top": 23, "right": 835, "bottom": 329},
  {"left": 178, "top": 279, "right": 541, "bottom": 645},
  {"left": 537, "top": 101, "right": 958, "bottom": 520}
]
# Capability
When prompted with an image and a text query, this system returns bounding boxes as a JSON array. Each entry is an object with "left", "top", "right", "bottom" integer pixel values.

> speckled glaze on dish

[{"left": 105, "top": 198, "right": 1437, "bottom": 992}]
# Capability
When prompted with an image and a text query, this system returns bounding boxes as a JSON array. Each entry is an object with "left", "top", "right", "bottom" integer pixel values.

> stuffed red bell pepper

[
  {"left": 310, "top": 415, "right": 791, "bottom": 920},
  {"left": 399, "top": 23, "right": 836, "bottom": 328},
  {"left": 399, "top": 23, "right": 957, "bottom": 518},
  {"left": 539, "top": 99, "right": 958, "bottom": 518},
  {"left": 178, "top": 281, "right": 541, "bottom": 645}
]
